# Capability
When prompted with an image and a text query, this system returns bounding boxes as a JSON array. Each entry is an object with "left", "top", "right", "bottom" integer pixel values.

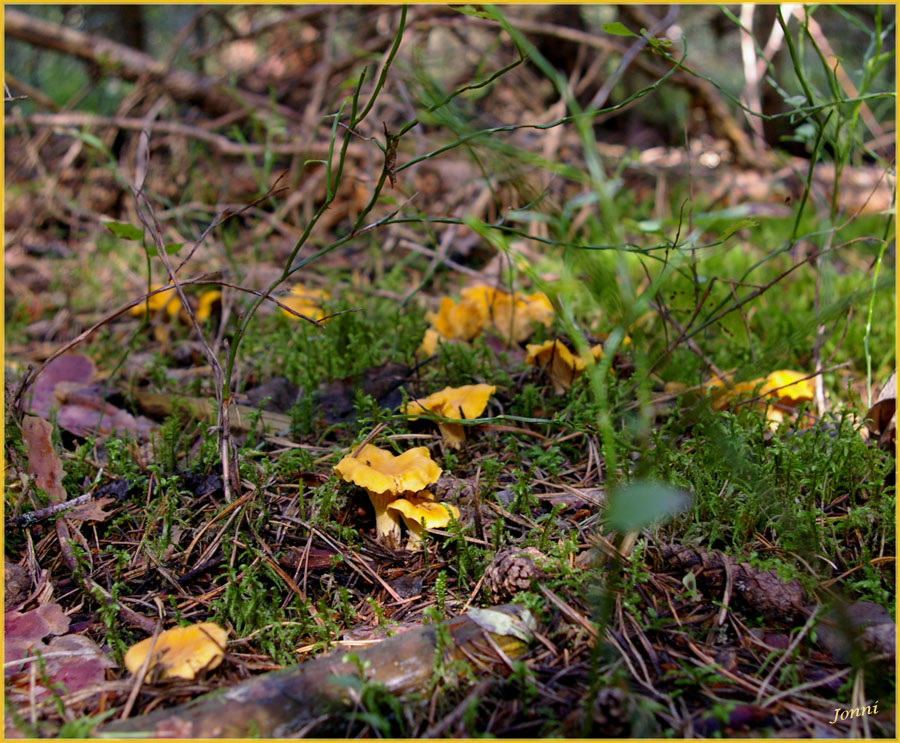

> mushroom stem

[
  {"left": 374, "top": 507, "right": 403, "bottom": 543},
  {"left": 366, "top": 489, "right": 403, "bottom": 544},
  {"left": 403, "top": 519, "right": 427, "bottom": 549},
  {"left": 437, "top": 422, "right": 466, "bottom": 449}
]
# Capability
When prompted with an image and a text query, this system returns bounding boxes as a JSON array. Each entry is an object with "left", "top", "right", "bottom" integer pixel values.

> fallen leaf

[
  {"left": 55, "top": 384, "right": 156, "bottom": 440},
  {"left": 66, "top": 497, "right": 115, "bottom": 523},
  {"left": 4, "top": 562, "right": 30, "bottom": 607},
  {"left": 25, "top": 354, "right": 95, "bottom": 419},
  {"left": 41, "top": 634, "right": 116, "bottom": 695},
  {"left": 865, "top": 370, "right": 895, "bottom": 448},
  {"left": 5, "top": 603, "right": 71, "bottom": 674},
  {"left": 22, "top": 416, "right": 67, "bottom": 503}
]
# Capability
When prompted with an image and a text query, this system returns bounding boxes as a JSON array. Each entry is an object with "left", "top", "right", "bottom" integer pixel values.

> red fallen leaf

[
  {"left": 5, "top": 603, "right": 69, "bottom": 641},
  {"left": 55, "top": 385, "right": 156, "bottom": 440},
  {"left": 40, "top": 634, "right": 115, "bottom": 695},
  {"left": 4, "top": 603, "right": 70, "bottom": 674},
  {"left": 25, "top": 354, "right": 95, "bottom": 418},
  {"left": 5, "top": 604, "right": 114, "bottom": 697},
  {"left": 22, "top": 416, "right": 67, "bottom": 504}
]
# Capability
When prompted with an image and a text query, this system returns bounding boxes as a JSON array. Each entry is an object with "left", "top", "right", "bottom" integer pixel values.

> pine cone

[
  {"left": 592, "top": 687, "right": 630, "bottom": 737},
  {"left": 484, "top": 547, "right": 547, "bottom": 601}
]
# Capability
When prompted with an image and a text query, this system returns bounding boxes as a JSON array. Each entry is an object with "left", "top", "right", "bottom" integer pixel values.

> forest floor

[{"left": 3, "top": 5, "right": 896, "bottom": 738}]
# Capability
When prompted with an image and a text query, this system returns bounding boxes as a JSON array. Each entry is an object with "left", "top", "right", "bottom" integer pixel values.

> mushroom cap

[
  {"left": 526, "top": 340, "right": 586, "bottom": 392},
  {"left": 196, "top": 290, "right": 222, "bottom": 323},
  {"left": 404, "top": 385, "right": 496, "bottom": 448},
  {"left": 708, "top": 370, "right": 814, "bottom": 411},
  {"left": 129, "top": 285, "right": 178, "bottom": 317},
  {"left": 280, "top": 284, "right": 330, "bottom": 320},
  {"left": 387, "top": 496, "right": 460, "bottom": 531},
  {"left": 419, "top": 328, "right": 442, "bottom": 356},
  {"left": 522, "top": 292, "right": 554, "bottom": 326},
  {"left": 334, "top": 443, "right": 442, "bottom": 495},
  {"left": 124, "top": 622, "right": 228, "bottom": 682},
  {"left": 461, "top": 286, "right": 553, "bottom": 342},
  {"left": 404, "top": 384, "right": 496, "bottom": 421},
  {"left": 427, "top": 296, "right": 484, "bottom": 341},
  {"left": 761, "top": 370, "right": 814, "bottom": 404}
]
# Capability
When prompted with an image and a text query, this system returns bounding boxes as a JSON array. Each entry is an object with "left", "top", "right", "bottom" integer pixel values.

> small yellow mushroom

[
  {"left": 387, "top": 495, "right": 460, "bottom": 550},
  {"left": 129, "top": 285, "right": 179, "bottom": 318},
  {"left": 334, "top": 444, "right": 442, "bottom": 545},
  {"left": 279, "top": 284, "right": 330, "bottom": 320},
  {"left": 403, "top": 384, "right": 496, "bottom": 448},
  {"left": 427, "top": 296, "right": 485, "bottom": 342},
  {"left": 195, "top": 290, "right": 222, "bottom": 323},
  {"left": 761, "top": 370, "right": 814, "bottom": 404},
  {"left": 461, "top": 286, "right": 554, "bottom": 343},
  {"left": 124, "top": 622, "right": 228, "bottom": 682},
  {"left": 705, "top": 369, "right": 815, "bottom": 425},
  {"left": 526, "top": 340, "right": 586, "bottom": 394}
]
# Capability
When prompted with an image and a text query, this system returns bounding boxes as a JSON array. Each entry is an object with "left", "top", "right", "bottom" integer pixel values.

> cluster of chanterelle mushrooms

[
  {"left": 335, "top": 283, "right": 597, "bottom": 548},
  {"left": 335, "top": 443, "right": 459, "bottom": 550}
]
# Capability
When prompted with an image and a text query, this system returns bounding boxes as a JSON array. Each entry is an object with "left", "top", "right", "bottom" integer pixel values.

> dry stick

[
  {"left": 716, "top": 557, "right": 735, "bottom": 626},
  {"left": 588, "top": 5, "right": 679, "bottom": 112},
  {"left": 5, "top": 492, "right": 94, "bottom": 528},
  {"left": 653, "top": 300, "right": 726, "bottom": 383},
  {"left": 5, "top": 72, "right": 57, "bottom": 109},
  {"left": 130, "top": 129, "right": 239, "bottom": 502},
  {"left": 810, "top": 251, "right": 829, "bottom": 417},
  {"left": 471, "top": 463, "right": 485, "bottom": 544},
  {"left": 175, "top": 172, "right": 291, "bottom": 272},
  {"left": 396, "top": 237, "right": 486, "bottom": 280},
  {"left": 7, "top": 112, "right": 371, "bottom": 160},
  {"left": 4, "top": 9, "right": 305, "bottom": 123},
  {"left": 119, "top": 624, "right": 161, "bottom": 720},
  {"left": 805, "top": 13, "right": 887, "bottom": 152},
  {"left": 188, "top": 6, "right": 325, "bottom": 59}
]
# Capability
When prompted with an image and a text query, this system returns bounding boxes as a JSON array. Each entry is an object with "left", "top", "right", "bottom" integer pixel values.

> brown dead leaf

[
  {"left": 865, "top": 370, "right": 895, "bottom": 449},
  {"left": 25, "top": 353, "right": 95, "bottom": 418},
  {"left": 55, "top": 385, "right": 156, "bottom": 440},
  {"left": 66, "top": 497, "right": 115, "bottom": 523},
  {"left": 5, "top": 603, "right": 71, "bottom": 674},
  {"left": 42, "top": 633, "right": 116, "bottom": 694},
  {"left": 22, "top": 416, "right": 67, "bottom": 504}
]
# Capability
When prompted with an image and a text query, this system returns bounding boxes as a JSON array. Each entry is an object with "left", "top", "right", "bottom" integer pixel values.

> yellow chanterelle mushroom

[
  {"left": 403, "top": 384, "right": 495, "bottom": 448},
  {"left": 334, "top": 443, "right": 442, "bottom": 545}
]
